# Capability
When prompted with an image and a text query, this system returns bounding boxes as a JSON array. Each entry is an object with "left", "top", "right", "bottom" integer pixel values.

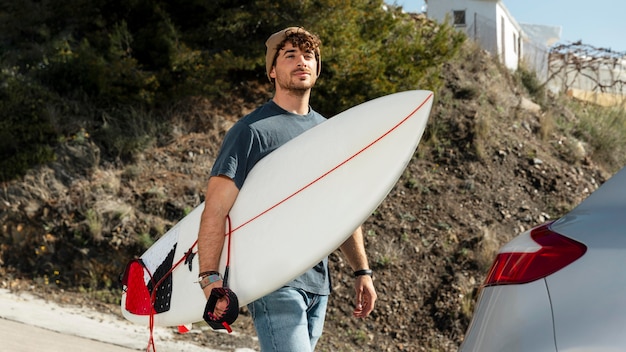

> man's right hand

[{"left": 202, "top": 279, "right": 223, "bottom": 299}]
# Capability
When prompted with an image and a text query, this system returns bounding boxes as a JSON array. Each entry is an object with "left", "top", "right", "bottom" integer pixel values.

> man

[{"left": 197, "top": 27, "right": 377, "bottom": 351}]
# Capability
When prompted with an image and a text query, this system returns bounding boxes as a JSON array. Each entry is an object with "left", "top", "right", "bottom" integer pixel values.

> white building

[
  {"left": 425, "top": 0, "right": 624, "bottom": 106},
  {"left": 426, "top": 0, "right": 524, "bottom": 71}
]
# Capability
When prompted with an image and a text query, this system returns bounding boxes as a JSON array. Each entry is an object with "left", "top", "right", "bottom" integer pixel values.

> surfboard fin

[{"left": 177, "top": 324, "right": 192, "bottom": 334}]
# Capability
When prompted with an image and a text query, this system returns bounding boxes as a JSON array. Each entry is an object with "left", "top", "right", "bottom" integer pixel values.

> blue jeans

[{"left": 248, "top": 286, "right": 329, "bottom": 352}]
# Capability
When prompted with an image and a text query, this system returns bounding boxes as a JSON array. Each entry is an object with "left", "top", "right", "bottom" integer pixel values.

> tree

[{"left": 0, "top": 0, "right": 464, "bottom": 180}]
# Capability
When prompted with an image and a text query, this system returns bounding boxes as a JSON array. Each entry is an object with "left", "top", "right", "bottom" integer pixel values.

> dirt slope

[{"left": 0, "top": 44, "right": 611, "bottom": 351}]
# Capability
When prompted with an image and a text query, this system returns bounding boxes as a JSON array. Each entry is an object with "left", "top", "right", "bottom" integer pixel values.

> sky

[{"left": 391, "top": 0, "right": 626, "bottom": 52}]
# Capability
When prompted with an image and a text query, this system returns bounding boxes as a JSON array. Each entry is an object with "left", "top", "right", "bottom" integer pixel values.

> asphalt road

[
  {"left": 0, "top": 288, "right": 236, "bottom": 352},
  {"left": 0, "top": 318, "right": 137, "bottom": 352}
]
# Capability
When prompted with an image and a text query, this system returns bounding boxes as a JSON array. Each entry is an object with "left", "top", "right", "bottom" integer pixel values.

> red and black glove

[{"left": 203, "top": 287, "right": 239, "bottom": 333}]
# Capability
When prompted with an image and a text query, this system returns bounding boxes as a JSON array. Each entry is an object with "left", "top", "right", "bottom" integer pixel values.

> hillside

[{"left": 0, "top": 42, "right": 613, "bottom": 351}]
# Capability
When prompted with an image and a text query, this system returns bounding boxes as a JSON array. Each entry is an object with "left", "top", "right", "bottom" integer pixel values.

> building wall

[
  {"left": 495, "top": 2, "right": 522, "bottom": 70},
  {"left": 427, "top": 0, "right": 522, "bottom": 70},
  {"left": 425, "top": 1, "right": 625, "bottom": 106}
]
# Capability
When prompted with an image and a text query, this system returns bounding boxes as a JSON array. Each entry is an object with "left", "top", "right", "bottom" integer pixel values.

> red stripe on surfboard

[{"left": 229, "top": 92, "right": 433, "bottom": 235}]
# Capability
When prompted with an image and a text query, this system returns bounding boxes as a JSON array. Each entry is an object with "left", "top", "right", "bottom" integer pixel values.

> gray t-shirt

[{"left": 210, "top": 100, "right": 331, "bottom": 295}]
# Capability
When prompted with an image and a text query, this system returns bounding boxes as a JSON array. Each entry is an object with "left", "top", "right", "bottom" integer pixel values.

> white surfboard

[{"left": 121, "top": 90, "right": 434, "bottom": 326}]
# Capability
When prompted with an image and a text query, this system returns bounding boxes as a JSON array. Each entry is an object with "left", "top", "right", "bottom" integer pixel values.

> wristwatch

[
  {"left": 199, "top": 271, "right": 222, "bottom": 289},
  {"left": 353, "top": 269, "right": 373, "bottom": 277}
]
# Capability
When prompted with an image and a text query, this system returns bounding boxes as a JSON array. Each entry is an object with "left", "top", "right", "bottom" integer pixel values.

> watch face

[{"left": 199, "top": 274, "right": 222, "bottom": 289}]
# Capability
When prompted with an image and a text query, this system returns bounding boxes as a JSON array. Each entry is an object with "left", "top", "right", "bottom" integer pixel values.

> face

[{"left": 270, "top": 42, "right": 318, "bottom": 93}]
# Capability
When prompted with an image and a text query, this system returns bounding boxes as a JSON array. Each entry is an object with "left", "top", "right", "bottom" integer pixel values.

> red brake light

[{"left": 483, "top": 222, "right": 587, "bottom": 286}]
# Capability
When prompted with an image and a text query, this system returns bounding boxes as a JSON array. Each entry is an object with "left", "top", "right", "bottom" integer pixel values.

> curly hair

[{"left": 266, "top": 27, "right": 322, "bottom": 82}]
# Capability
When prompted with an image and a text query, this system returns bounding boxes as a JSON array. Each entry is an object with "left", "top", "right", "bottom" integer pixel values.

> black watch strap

[{"left": 353, "top": 269, "right": 373, "bottom": 277}]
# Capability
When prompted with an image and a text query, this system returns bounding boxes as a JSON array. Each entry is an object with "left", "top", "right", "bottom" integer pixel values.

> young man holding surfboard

[{"left": 197, "top": 27, "right": 377, "bottom": 351}]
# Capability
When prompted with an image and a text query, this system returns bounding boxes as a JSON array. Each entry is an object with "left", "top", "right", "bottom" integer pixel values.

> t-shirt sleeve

[{"left": 210, "top": 123, "right": 255, "bottom": 189}]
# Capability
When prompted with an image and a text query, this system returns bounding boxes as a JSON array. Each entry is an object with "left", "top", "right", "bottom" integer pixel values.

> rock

[{"left": 519, "top": 96, "right": 542, "bottom": 114}]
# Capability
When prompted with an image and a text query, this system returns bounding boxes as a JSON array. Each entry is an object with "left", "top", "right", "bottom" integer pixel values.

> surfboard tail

[{"left": 121, "top": 259, "right": 154, "bottom": 315}]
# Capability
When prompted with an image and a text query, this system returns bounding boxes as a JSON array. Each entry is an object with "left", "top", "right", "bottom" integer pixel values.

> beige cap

[{"left": 265, "top": 27, "right": 321, "bottom": 81}]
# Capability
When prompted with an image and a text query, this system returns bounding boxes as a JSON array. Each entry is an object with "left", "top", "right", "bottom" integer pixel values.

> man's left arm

[{"left": 339, "top": 226, "right": 377, "bottom": 318}]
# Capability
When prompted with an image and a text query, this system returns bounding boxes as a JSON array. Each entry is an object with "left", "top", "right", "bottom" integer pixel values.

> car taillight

[{"left": 483, "top": 222, "right": 587, "bottom": 286}]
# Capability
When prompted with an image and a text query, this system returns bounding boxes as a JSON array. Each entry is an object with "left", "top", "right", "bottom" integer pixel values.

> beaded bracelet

[{"left": 199, "top": 270, "right": 221, "bottom": 278}]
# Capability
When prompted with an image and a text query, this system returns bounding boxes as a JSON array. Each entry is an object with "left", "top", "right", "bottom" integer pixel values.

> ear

[{"left": 269, "top": 67, "right": 277, "bottom": 79}]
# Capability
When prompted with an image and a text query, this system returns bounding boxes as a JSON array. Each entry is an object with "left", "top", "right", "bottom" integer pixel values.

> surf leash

[
  {"left": 122, "top": 213, "right": 238, "bottom": 351},
  {"left": 119, "top": 243, "right": 197, "bottom": 351},
  {"left": 141, "top": 246, "right": 198, "bottom": 352},
  {"left": 203, "top": 214, "right": 239, "bottom": 333}
]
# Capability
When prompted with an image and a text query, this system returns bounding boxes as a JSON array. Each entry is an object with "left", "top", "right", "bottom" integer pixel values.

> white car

[{"left": 460, "top": 166, "right": 626, "bottom": 352}]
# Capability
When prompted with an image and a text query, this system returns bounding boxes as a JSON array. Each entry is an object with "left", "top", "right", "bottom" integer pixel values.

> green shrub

[
  {"left": 0, "top": 0, "right": 466, "bottom": 176},
  {"left": 36, "top": 36, "right": 159, "bottom": 105},
  {"left": 571, "top": 102, "right": 626, "bottom": 172},
  {"left": 516, "top": 64, "right": 545, "bottom": 104},
  {"left": 93, "top": 105, "right": 165, "bottom": 160},
  {"left": 311, "top": 3, "right": 465, "bottom": 116},
  {"left": 0, "top": 72, "right": 58, "bottom": 181}
]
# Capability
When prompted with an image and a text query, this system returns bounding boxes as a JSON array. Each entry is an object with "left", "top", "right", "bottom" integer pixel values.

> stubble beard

[{"left": 276, "top": 71, "right": 316, "bottom": 97}]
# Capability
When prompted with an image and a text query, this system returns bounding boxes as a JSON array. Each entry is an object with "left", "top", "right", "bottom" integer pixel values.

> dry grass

[
  {"left": 557, "top": 99, "right": 626, "bottom": 173},
  {"left": 476, "top": 226, "right": 501, "bottom": 273}
]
